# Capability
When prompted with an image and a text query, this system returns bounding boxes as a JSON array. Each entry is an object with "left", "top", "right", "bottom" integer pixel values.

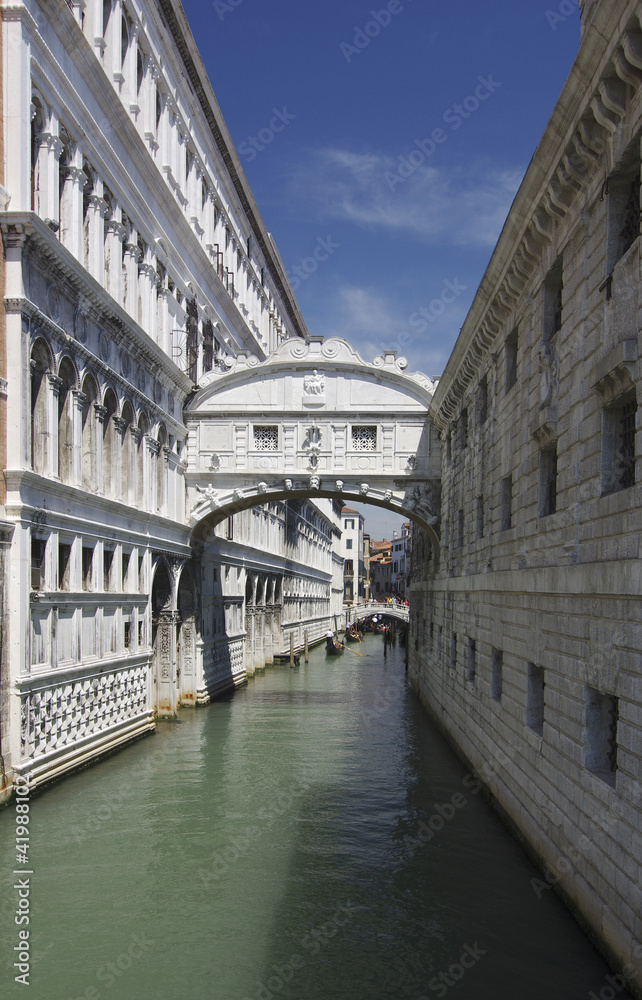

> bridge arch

[{"left": 184, "top": 336, "right": 442, "bottom": 554}]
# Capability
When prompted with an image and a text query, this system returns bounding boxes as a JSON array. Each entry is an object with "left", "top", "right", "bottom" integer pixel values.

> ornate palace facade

[{"left": 0, "top": 0, "right": 340, "bottom": 789}]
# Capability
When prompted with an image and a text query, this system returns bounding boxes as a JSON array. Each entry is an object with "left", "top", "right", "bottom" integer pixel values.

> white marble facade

[{"left": 0, "top": 0, "right": 325, "bottom": 786}]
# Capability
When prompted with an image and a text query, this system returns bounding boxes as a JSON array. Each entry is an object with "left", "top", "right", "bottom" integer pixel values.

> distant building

[
  {"left": 340, "top": 506, "right": 366, "bottom": 603},
  {"left": 369, "top": 538, "right": 393, "bottom": 597},
  {"left": 391, "top": 522, "right": 411, "bottom": 598}
]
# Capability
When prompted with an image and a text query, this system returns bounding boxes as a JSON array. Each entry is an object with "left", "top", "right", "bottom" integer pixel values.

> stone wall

[{"left": 409, "top": 0, "right": 642, "bottom": 989}]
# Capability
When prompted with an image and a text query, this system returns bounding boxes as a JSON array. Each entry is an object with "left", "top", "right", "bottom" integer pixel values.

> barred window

[
  {"left": 202, "top": 320, "right": 214, "bottom": 373},
  {"left": 253, "top": 426, "right": 278, "bottom": 451},
  {"left": 620, "top": 174, "right": 640, "bottom": 258},
  {"left": 352, "top": 426, "right": 377, "bottom": 451},
  {"left": 602, "top": 392, "right": 637, "bottom": 495},
  {"left": 544, "top": 259, "right": 563, "bottom": 344}
]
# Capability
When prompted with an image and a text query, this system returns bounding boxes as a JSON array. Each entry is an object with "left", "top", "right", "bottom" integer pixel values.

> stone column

[
  {"left": 85, "top": 175, "right": 107, "bottom": 281},
  {"left": 107, "top": 0, "right": 124, "bottom": 92},
  {"left": 123, "top": 236, "right": 141, "bottom": 320},
  {"left": 131, "top": 427, "right": 141, "bottom": 507},
  {"left": 59, "top": 152, "right": 88, "bottom": 261},
  {"left": 156, "top": 275, "right": 171, "bottom": 354},
  {"left": 159, "top": 93, "right": 174, "bottom": 184},
  {"left": 138, "top": 248, "right": 157, "bottom": 338},
  {"left": 146, "top": 436, "right": 160, "bottom": 512},
  {"left": 91, "top": 0, "right": 107, "bottom": 61},
  {"left": 125, "top": 21, "right": 140, "bottom": 118},
  {"left": 112, "top": 416, "right": 125, "bottom": 501},
  {"left": 32, "top": 131, "right": 63, "bottom": 226},
  {"left": 47, "top": 374, "right": 63, "bottom": 479},
  {"left": 104, "top": 203, "right": 126, "bottom": 304},
  {"left": 4, "top": 4, "right": 34, "bottom": 211},
  {"left": 143, "top": 61, "right": 160, "bottom": 157},
  {"left": 71, "top": 390, "right": 86, "bottom": 488},
  {"left": 94, "top": 403, "right": 107, "bottom": 497}
]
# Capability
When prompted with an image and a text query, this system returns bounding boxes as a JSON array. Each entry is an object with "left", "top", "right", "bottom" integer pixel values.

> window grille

[
  {"left": 460, "top": 409, "right": 468, "bottom": 448},
  {"left": 478, "top": 375, "right": 488, "bottom": 425},
  {"left": 31, "top": 537, "right": 46, "bottom": 591},
  {"left": 505, "top": 329, "right": 518, "bottom": 392},
  {"left": 202, "top": 320, "right": 214, "bottom": 372},
  {"left": 540, "top": 446, "right": 558, "bottom": 516},
  {"left": 552, "top": 287, "right": 562, "bottom": 336},
  {"left": 253, "top": 426, "right": 278, "bottom": 451},
  {"left": 186, "top": 298, "right": 199, "bottom": 383},
  {"left": 620, "top": 175, "right": 640, "bottom": 257},
  {"left": 352, "top": 426, "right": 377, "bottom": 451}
]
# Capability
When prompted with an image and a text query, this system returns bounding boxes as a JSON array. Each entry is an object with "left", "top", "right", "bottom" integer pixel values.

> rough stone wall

[{"left": 409, "top": 0, "right": 642, "bottom": 989}]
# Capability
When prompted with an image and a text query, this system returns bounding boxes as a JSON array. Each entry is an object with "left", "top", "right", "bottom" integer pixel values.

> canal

[{"left": 0, "top": 635, "right": 632, "bottom": 1000}]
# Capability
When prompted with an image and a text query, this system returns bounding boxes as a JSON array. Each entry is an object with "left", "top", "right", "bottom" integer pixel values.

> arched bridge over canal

[{"left": 183, "top": 336, "right": 442, "bottom": 547}]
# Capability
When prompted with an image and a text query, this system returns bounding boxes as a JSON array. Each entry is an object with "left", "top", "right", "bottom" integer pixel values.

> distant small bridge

[{"left": 345, "top": 601, "right": 409, "bottom": 624}]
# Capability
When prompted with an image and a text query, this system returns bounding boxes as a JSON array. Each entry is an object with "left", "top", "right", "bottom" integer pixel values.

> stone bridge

[
  {"left": 346, "top": 601, "right": 410, "bottom": 624},
  {"left": 184, "top": 336, "right": 442, "bottom": 549}
]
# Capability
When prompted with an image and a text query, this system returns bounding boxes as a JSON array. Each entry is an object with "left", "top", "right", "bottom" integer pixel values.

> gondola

[
  {"left": 325, "top": 637, "right": 345, "bottom": 656},
  {"left": 344, "top": 628, "right": 362, "bottom": 643}
]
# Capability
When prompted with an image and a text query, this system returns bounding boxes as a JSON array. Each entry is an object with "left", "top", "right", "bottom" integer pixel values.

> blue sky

[{"left": 180, "top": 0, "right": 581, "bottom": 538}]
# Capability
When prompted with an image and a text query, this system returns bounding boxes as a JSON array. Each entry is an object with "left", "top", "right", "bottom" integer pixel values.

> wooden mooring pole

[
  {"left": 290, "top": 633, "right": 294, "bottom": 668},
  {"left": 304, "top": 630, "right": 309, "bottom": 663}
]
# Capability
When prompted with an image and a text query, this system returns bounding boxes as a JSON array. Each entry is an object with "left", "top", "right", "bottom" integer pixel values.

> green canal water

[{"left": 0, "top": 636, "right": 632, "bottom": 1000}]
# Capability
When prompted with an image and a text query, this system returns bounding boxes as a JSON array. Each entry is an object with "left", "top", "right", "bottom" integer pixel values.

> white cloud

[
  {"left": 307, "top": 283, "right": 459, "bottom": 379},
  {"left": 286, "top": 147, "right": 523, "bottom": 247}
]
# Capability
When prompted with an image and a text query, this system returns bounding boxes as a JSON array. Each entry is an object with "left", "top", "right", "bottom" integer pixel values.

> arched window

[
  {"left": 102, "top": 0, "right": 111, "bottom": 41},
  {"left": 102, "top": 388, "right": 118, "bottom": 497},
  {"left": 121, "top": 401, "right": 134, "bottom": 504},
  {"left": 137, "top": 46, "right": 144, "bottom": 97},
  {"left": 121, "top": 11, "right": 129, "bottom": 67},
  {"left": 137, "top": 412, "right": 149, "bottom": 508},
  {"left": 81, "top": 374, "right": 98, "bottom": 491},
  {"left": 57, "top": 357, "right": 76, "bottom": 483},
  {"left": 30, "top": 340, "right": 51, "bottom": 475},
  {"left": 156, "top": 424, "right": 167, "bottom": 515}
]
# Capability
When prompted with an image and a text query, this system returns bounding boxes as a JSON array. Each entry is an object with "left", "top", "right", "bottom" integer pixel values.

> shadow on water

[{"left": 244, "top": 640, "right": 634, "bottom": 1000}]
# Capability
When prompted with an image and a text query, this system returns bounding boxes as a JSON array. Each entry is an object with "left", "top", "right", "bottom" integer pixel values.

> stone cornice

[
  {"left": 431, "top": 0, "right": 642, "bottom": 429},
  {"left": 4, "top": 469, "right": 192, "bottom": 550}
]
